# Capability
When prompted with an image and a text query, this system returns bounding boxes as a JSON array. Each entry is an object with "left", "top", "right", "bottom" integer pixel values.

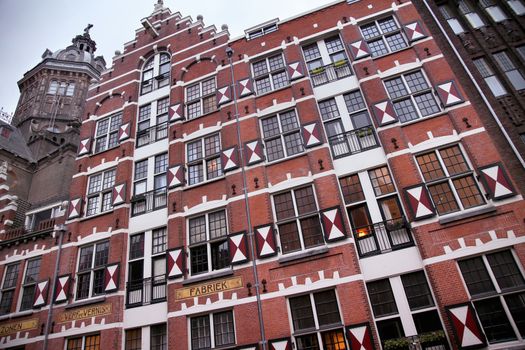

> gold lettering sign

[
  {"left": 176, "top": 277, "right": 243, "bottom": 300},
  {"left": 58, "top": 303, "right": 112, "bottom": 323},
  {"left": 0, "top": 318, "right": 38, "bottom": 336}
]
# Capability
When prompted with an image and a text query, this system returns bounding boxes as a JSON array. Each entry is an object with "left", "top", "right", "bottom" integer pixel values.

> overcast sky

[{"left": 0, "top": 0, "right": 333, "bottom": 116}]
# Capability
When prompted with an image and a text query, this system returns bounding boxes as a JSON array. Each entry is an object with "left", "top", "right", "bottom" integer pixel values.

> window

[
  {"left": 0, "top": 263, "right": 20, "bottom": 315},
  {"left": 136, "top": 97, "right": 169, "bottom": 147},
  {"left": 191, "top": 311, "right": 235, "bottom": 350},
  {"left": 131, "top": 154, "right": 168, "bottom": 215},
  {"left": 384, "top": 70, "right": 440, "bottom": 123},
  {"left": 459, "top": 250, "right": 525, "bottom": 343},
  {"left": 360, "top": 16, "right": 407, "bottom": 57},
  {"left": 86, "top": 169, "right": 116, "bottom": 216},
  {"left": 458, "top": 1, "right": 485, "bottom": 28},
  {"left": 473, "top": 58, "right": 508, "bottom": 97},
  {"left": 247, "top": 22, "right": 278, "bottom": 39},
  {"left": 367, "top": 272, "right": 443, "bottom": 345},
  {"left": 187, "top": 133, "right": 222, "bottom": 186},
  {"left": 261, "top": 110, "right": 303, "bottom": 162},
  {"left": 273, "top": 186, "right": 323, "bottom": 254},
  {"left": 20, "top": 258, "right": 41, "bottom": 311},
  {"left": 67, "top": 334, "right": 101, "bottom": 350},
  {"left": 252, "top": 53, "right": 289, "bottom": 94},
  {"left": 479, "top": 0, "right": 508, "bottom": 22},
  {"left": 25, "top": 205, "right": 62, "bottom": 231},
  {"left": 186, "top": 77, "right": 216, "bottom": 119},
  {"left": 507, "top": 0, "right": 525, "bottom": 15},
  {"left": 94, "top": 113, "right": 122, "bottom": 153},
  {"left": 47, "top": 80, "right": 75, "bottom": 96},
  {"left": 517, "top": 45, "right": 525, "bottom": 62},
  {"left": 125, "top": 329, "right": 141, "bottom": 350},
  {"left": 416, "top": 145, "right": 485, "bottom": 215},
  {"left": 189, "top": 210, "right": 229, "bottom": 275},
  {"left": 318, "top": 90, "right": 376, "bottom": 158},
  {"left": 302, "top": 36, "right": 352, "bottom": 86},
  {"left": 493, "top": 51, "right": 525, "bottom": 91},
  {"left": 289, "top": 290, "right": 345, "bottom": 350},
  {"left": 76, "top": 241, "right": 109, "bottom": 300},
  {"left": 151, "top": 324, "right": 167, "bottom": 350},
  {"left": 141, "top": 52, "right": 171, "bottom": 94},
  {"left": 439, "top": 5, "right": 465, "bottom": 34}
]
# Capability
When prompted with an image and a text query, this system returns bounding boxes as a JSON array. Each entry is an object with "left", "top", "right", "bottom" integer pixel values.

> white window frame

[
  {"left": 185, "top": 77, "right": 217, "bottom": 120},
  {"left": 186, "top": 133, "right": 223, "bottom": 186},
  {"left": 141, "top": 52, "right": 171, "bottom": 95},
  {"left": 189, "top": 310, "right": 236, "bottom": 350},
  {"left": 136, "top": 97, "right": 170, "bottom": 147},
  {"left": 85, "top": 168, "right": 116, "bottom": 217},
  {"left": 261, "top": 109, "right": 304, "bottom": 163},
  {"left": 359, "top": 16, "right": 408, "bottom": 58},
  {"left": 66, "top": 334, "right": 101, "bottom": 350},
  {"left": 251, "top": 53, "right": 289, "bottom": 95},
  {"left": 0, "top": 263, "right": 20, "bottom": 315},
  {"left": 18, "top": 257, "right": 41, "bottom": 312},
  {"left": 75, "top": 240, "right": 109, "bottom": 301},
  {"left": 94, "top": 112, "right": 122, "bottom": 153}
]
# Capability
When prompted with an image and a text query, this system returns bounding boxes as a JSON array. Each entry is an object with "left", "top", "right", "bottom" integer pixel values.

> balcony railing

[
  {"left": 136, "top": 122, "right": 168, "bottom": 148},
  {"left": 309, "top": 60, "right": 353, "bottom": 87},
  {"left": 383, "top": 331, "right": 448, "bottom": 350},
  {"left": 131, "top": 188, "right": 167, "bottom": 216},
  {"left": 1, "top": 218, "right": 56, "bottom": 241},
  {"left": 353, "top": 218, "right": 413, "bottom": 257},
  {"left": 328, "top": 126, "right": 379, "bottom": 158},
  {"left": 126, "top": 276, "right": 166, "bottom": 308}
]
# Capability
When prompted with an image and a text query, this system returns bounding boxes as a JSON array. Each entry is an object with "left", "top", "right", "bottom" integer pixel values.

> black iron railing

[
  {"left": 126, "top": 276, "right": 166, "bottom": 308},
  {"left": 131, "top": 188, "right": 167, "bottom": 216},
  {"left": 309, "top": 60, "right": 353, "bottom": 87},
  {"left": 328, "top": 126, "right": 379, "bottom": 158},
  {"left": 136, "top": 122, "right": 168, "bottom": 148},
  {"left": 353, "top": 218, "right": 413, "bottom": 257}
]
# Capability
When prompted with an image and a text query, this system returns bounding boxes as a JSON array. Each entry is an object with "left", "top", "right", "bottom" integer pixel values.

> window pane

[
  {"left": 262, "top": 117, "right": 280, "bottom": 137},
  {"left": 206, "top": 157, "right": 222, "bottom": 179},
  {"left": 214, "top": 311, "right": 235, "bottom": 347},
  {"left": 78, "top": 246, "right": 94, "bottom": 271},
  {"left": 413, "top": 310, "right": 443, "bottom": 334},
  {"left": 385, "top": 77, "right": 408, "bottom": 99},
  {"left": 209, "top": 211, "right": 227, "bottom": 239},
  {"left": 367, "top": 279, "right": 398, "bottom": 317},
  {"left": 401, "top": 271, "right": 434, "bottom": 310},
  {"left": 486, "top": 251, "right": 525, "bottom": 290},
  {"left": 505, "top": 292, "right": 525, "bottom": 337},
  {"left": 94, "top": 241, "right": 109, "bottom": 266},
  {"left": 20, "top": 285, "right": 36, "bottom": 311},
  {"left": 340, "top": 174, "right": 365, "bottom": 204},
  {"left": 295, "top": 187, "right": 317, "bottom": 215},
  {"left": 452, "top": 176, "right": 485, "bottom": 209},
  {"left": 290, "top": 295, "right": 315, "bottom": 330},
  {"left": 191, "top": 245, "right": 208, "bottom": 275},
  {"left": 428, "top": 182, "right": 460, "bottom": 214},
  {"left": 126, "top": 328, "right": 142, "bottom": 350},
  {"left": 154, "top": 153, "right": 168, "bottom": 174},
  {"left": 283, "top": 132, "right": 303, "bottom": 156},
  {"left": 151, "top": 324, "right": 167, "bottom": 350},
  {"left": 253, "top": 60, "right": 268, "bottom": 77},
  {"left": 301, "top": 216, "right": 324, "bottom": 248},
  {"left": 211, "top": 240, "right": 230, "bottom": 271},
  {"left": 459, "top": 257, "right": 496, "bottom": 296},
  {"left": 369, "top": 167, "right": 395, "bottom": 196},
  {"left": 343, "top": 91, "right": 366, "bottom": 113},
  {"left": 191, "top": 315, "right": 211, "bottom": 350},
  {"left": 475, "top": 297, "right": 516, "bottom": 343},
  {"left": 314, "top": 290, "right": 341, "bottom": 326},
  {"left": 405, "top": 71, "right": 429, "bottom": 92},
  {"left": 279, "top": 221, "right": 301, "bottom": 253},
  {"left": 24, "top": 259, "right": 41, "bottom": 283},
  {"left": 321, "top": 329, "right": 346, "bottom": 350},
  {"left": 152, "top": 228, "right": 168, "bottom": 255},
  {"left": 134, "top": 160, "right": 148, "bottom": 180},
  {"left": 393, "top": 99, "right": 418, "bottom": 123},
  {"left": 189, "top": 216, "right": 207, "bottom": 244},
  {"left": 188, "top": 164, "right": 203, "bottom": 185},
  {"left": 385, "top": 33, "right": 407, "bottom": 51},
  {"left": 280, "top": 111, "right": 299, "bottom": 132},
  {"left": 187, "top": 140, "right": 203, "bottom": 162},
  {"left": 361, "top": 22, "right": 381, "bottom": 39},
  {"left": 204, "top": 134, "right": 221, "bottom": 156},
  {"left": 319, "top": 99, "right": 340, "bottom": 121},
  {"left": 274, "top": 192, "right": 295, "bottom": 220},
  {"left": 0, "top": 290, "right": 14, "bottom": 314},
  {"left": 376, "top": 317, "right": 404, "bottom": 342},
  {"left": 417, "top": 152, "right": 445, "bottom": 181},
  {"left": 130, "top": 234, "right": 145, "bottom": 260},
  {"left": 297, "top": 334, "right": 320, "bottom": 350},
  {"left": 440, "top": 146, "right": 469, "bottom": 175},
  {"left": 414, "top": 92, "right": 440, "bottom": 116}
]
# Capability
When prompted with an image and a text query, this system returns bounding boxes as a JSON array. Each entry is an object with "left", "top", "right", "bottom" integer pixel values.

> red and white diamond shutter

[
  {"left": 288, "top": 61, "right": 304, "bottom": 81},
  {"left": 349, "top": 39, "right": 370, "bottom": 60},
  {"left": 373, "top": 100, "right": 398, "bottom": 126},
  {"left": 229, "top": 231, "right": 249, "bottom": 265},
  {"left": 167, "top": 247, "right": 184, "bottom": 279},
  {"left": 321, "top": 207, "right": 347, "bottom": 242},
  {"left": 302, "top": 122, "right": 323, "bottom": 148},
  {"left": 404, "top": 184, "right": 436, "bottom": 220},
  {"left": 436, "top": 81, "right": 464, "bottom": 107},
  {"left": 255, "top": 224, "right": 277, "bottom": 258},
  {"left": 118, "top": 122, "right": 131, "bottom": 142},
  {"left": 68, "top": 198, "right": 82, "bottom": 219},
  {"left": 221, "top": 147, "right": 239, "bottom": 172},
  {"left": 244, "top": 140, "right": 264, "bottom": 165},
  {"left": 33, "top": 279, "right": 50, "bottom": 307},
  {"left": 447, "top": 303, "right": 486, "bottom": 349},
  {"left": 404, "top": 21, "right": 427, "bottom": 42},
  {"left": 104, "top": 263, "right": 120, "bottom": 293},
  {"left": 346, "top": 323, "right": 375, "bottom": 350},
  {"left": 478, "top": 163, "right": 516, "bottom": 200},
  {"left": 269, "top": 338, "right": 292, "bottom": 350},
  {"left": 237, "top": 78, "right": 254, "bottom": 97},
  {"left": 167, "top": 164, "right": 185, "bottom": 188},
  {"left": 169, "top": 102, "right": 183, "bottom": 122},
  {"left": 217, "top": 85, "right": 231, "bottom": 105},
  {"left": 54, "top": 274, "right": 71, "bottom": 304},
  {"left": 112, "top": 182, "right": 126, "bottom": 206},
  {"left": 78, "top": 137, "right": 92, "bottom": 156}
]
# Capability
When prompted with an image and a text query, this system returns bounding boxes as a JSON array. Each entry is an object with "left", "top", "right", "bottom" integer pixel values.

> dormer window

[
  {"left": 141, "top": 52, "right": 171, "bottom": 95},
  {"left": 245, "top": 19, "right": 279, "bottom": 40},
  {"left": 47, "top": 80, "right": 75, "bottom": 96}
]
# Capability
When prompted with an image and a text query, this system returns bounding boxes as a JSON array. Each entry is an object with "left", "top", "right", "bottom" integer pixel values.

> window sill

[
  {"left": 438, "top": 205, "right": 497, "bottom": 225},
  {"left": 0, "top": 310, "right": 34, "bottom": 321},
  {"left": 65, "top": 296, "right": 106, "bottom": 310},
  {"left": 80, "top": 209, "right": 115, "bottom": 222},
  {"left": 91, "top": 144, "right": 122, "bottom": 157},
  {"left": 397, "top": 110, "right": 448, "bottom": 128},
  {"left": 183, "top": 175, "right": 226, "bottom": 191},
  {"left": 369, "top": 45, "right": 413, "bottom": 61},
  {"left": 182, "top": 269, "right": 234, "bottom": 286},
  {"left": 293, "top": 323, "right": 343, "bottom": 336},
  {"left": 183, "top": 109, "right": 219, "bottom": 123},
  {"left": 278, "top": 246, "right": 329, "bottom": 264},
  {"left": 254, "top": 84, "right": 292, "bottom": 100},
  {"left": 265, "top": 152, "right": 307, "bottom": 167}
]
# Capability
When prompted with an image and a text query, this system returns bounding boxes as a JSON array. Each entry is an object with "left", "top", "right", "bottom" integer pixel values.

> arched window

[
  {"left": 141, "top": 52, "right": 171, "bottom": 95},
  {"left": 48, "top": 80, "right": 59, "bottom": 94}
]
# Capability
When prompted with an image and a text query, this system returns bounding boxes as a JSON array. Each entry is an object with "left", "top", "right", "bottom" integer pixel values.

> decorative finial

[
  {"left": 154, "top": 0, "right": 164, "bottom": 11},
  {"left": 84, "top": 24, "right": 93, "bottom": 35}
]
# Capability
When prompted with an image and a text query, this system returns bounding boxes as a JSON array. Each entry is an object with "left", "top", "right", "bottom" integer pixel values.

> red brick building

[{"left": 1, "top": 1, "right": 524, "bottom": 350}]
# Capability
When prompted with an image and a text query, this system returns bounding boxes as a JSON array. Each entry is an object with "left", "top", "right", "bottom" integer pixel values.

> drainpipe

[
  {"left": 422, "top": 0, "right": 525, "bottom": 169},
  {"left": 42, "top": 224, "right": 66, "bottom": 350},
  {"left": 226, "top": 46, "right": 268, "bottom": 350}
]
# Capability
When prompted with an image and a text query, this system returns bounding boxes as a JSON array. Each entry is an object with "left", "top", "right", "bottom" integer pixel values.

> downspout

[
  {"left": 42, "top": 224, "right": 66, "bottom": 350},
  {"left": 226, "top": 47, "right": 268, "bottom": 350},
  {"left": 422, "top": 0, "right": 525, "bottom": 168}
]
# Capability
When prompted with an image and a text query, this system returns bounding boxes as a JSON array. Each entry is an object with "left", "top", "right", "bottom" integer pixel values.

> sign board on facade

[
  {"left": 0, "top": 319, "right": 38, "bottom": 336},
  {"left": 58, "top": 303, "right": 112, "bottom": 323},
  {"left": 175, "top": 277, "right": 243, "bottom": 300}
]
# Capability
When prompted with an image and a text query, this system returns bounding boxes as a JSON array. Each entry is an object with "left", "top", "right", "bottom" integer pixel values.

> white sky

[{"left": 0, "top": 0, "right": 333, "bottom": 116}]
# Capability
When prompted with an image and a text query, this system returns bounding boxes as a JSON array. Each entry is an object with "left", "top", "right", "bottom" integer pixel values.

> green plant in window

[
  {"left": 384, "top": 337, "right": 410, "bottom": 350},
  {"left": 333, "top": 59, "right": 347, "bottom": 68},
  {"left": 311, "top": 66, "right": 325, "bottom": 74},
  {"left": 357, "top": 127, "right": 373, "bottom": 138},
  {"left": 419, "top": 330, "right": 446, "bottom": 344}
]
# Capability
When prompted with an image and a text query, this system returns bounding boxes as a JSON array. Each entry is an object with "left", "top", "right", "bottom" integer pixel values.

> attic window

[{"left": 246, "top": 20, "right": 279, "bottom": 40}]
